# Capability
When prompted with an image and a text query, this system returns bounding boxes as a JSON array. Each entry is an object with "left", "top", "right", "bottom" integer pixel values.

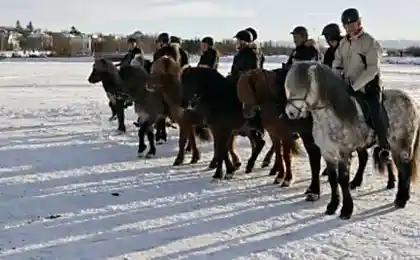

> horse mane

[
  {"left": 237, "top": 69, "right": 280, "bottom": 105},
  {"left": 150, "top": 55, "right": 183, "bottom": 104},
  {"left": 170, "top": 43, "right": 181, "bottom": 64},
  {"left": 288, "top": 61, "right": 358, "bottom": 124}
]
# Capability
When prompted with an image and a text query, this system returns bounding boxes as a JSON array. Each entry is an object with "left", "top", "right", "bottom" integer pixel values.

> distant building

[
  {"left": 27, "top": 31, "right": 53, "bottom": 50},
  {"left": 51, "top": 32, "right": 92, "bottom": 56}
]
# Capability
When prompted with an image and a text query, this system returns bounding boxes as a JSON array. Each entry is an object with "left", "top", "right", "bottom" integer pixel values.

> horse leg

[
  {"left": 109, "top": 101, "right": 117, "bottom": 121},
  {"left": 155, "top": 118, "right": 167, "bottom": 145},
  {"left": 280, "top": 140, "right": 294, "bottom": 187},
  {"left": 116, "top": 99, "right": 126, "bottom": 133},
  {"left": 325, "top": 162, "right": 339, "bottom": 215},
  {"left": 208, "top": 127, "right": 218, "bottom": 169},
  {"left": 272, "top": 137, "right": 285, "bottom": 184},
  {"left": 386, "top": 163, "right": 396, "bottom": 189},
  {"left": 337, "top": 156, "right": 354, "bottom": 220},
  {"left": 224, "top": 132, "right": 237, "bottom": 180},
  {"left": 350, "top": 149, "right": 369, "bottom": 189},
  {"left": 137, "top": 122, "right": 148, "bottom": 157},
  {"left": 394, "top": 155, "right": 412, "bottom": 209},
  {"left": 228, "top": 135, "right": 242, "bottom": 170},
  {"left": 189, "top": 128, "right": 200, "bottom": 164},
  {"left": 173, "top": 123, "right": 188, "bottom": 166},
  {"left": 261, "top": 144, "right": 274, "bottom": 168},
  {"left": 245, "top": 130, "right": 266, "bottom": 173},
  {"left": 212, "top": 128, "right": 232, "bottom": 180},
  {"left": 300, "top": 133, "right": 321, "bottom": 201},
  {"left": 146, "top": 127, "right": 156, "bottom": 158}
]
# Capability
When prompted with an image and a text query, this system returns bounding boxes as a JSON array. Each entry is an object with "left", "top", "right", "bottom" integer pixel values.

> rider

[
  {"left": 170, "top": 36, "right": 189, "bottom": 68},
  {"left": 116, "top": 36, "right": 144, "bottom": 67},
  {"left": 245, "top": 27, "right": 265, "bottom": 68},
  {"left": 333, "top": 8, "right": 391, "bottom": 162},
  {"left": 285, "top": 26, "right": 321, "bottom": 68},
  {"left": 197, "top": 36, "right": 219, "bottom": 69},
  {"left": 321, "top": 23, "right": 343, "bottom": 68},
  {"left": 230, "top": 29, "right": 259, "bottom": 80},
  {"left": 153, "top": 32, "right": 180, "bottom": 63}
]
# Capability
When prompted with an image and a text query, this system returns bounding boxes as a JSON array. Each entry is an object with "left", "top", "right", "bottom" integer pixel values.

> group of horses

[{"left": 87, "top": 55, "right": 420, "bottom": 220}]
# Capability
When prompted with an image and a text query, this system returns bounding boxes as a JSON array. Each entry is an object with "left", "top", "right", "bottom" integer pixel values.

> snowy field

[{"left": 0, "top": 60, "right": 420, "bottom": 260}]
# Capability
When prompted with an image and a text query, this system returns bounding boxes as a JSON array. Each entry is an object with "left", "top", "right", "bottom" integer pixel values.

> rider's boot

[{"left": 366, "top": 84, "right": 391, "bottom": 162}]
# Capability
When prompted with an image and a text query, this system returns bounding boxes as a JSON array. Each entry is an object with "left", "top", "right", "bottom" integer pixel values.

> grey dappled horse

[{"left": 284, "top": 61, "right": 420, "bottom": 220}]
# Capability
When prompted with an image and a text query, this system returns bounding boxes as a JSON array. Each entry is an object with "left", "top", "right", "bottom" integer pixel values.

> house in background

[
  {"left": 27, "top": 31, "right": 53, "bottom": 50},
  {"left": 50, "top": 31, "right": 91, "bottom": 56}
]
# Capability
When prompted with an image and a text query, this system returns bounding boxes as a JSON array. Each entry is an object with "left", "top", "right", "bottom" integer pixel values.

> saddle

[{"left": 352, "top": 91, "right": 389, "bottom": 129}]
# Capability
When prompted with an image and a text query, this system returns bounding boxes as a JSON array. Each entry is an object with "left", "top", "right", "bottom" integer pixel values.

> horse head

[
  {"left": 88, "top": 58, "right": 121, "bottom": 92},
  {"left": 146, "top": 55, "right": 181, "bottom": 93},
  {"left": 284, "top": 61, "right": 358, "bottom": 124},
  {"left": 237, "top": 69, "right": 277, "bottom": 119}
]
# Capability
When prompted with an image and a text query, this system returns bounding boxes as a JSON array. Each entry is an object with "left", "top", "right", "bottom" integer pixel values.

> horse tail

[
  {"left": 372, "top": 147, "right": 387, "bottom": 175},
  {"left": 410, "top": 125, "right": 420, "bottom": 183},
  {"left": 194, "top": 125, "right": 212, "bottom": 142}
]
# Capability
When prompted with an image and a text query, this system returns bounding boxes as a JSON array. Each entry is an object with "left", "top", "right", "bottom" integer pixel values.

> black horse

[
  {"left": 180, "top": 67, "right": 270, "bottom": 180},
  {"left": 88, "top": 58, "right": 128, "bottom": 133}
]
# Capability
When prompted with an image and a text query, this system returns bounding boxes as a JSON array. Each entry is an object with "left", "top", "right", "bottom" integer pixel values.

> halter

[{"left": 286, "top": 86, "right": 325, "bottom": 116}]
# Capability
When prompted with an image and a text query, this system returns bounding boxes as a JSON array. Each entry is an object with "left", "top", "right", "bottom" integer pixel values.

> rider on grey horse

[{"left": 333, "top": 8, "right": 391, "bottom": 162}]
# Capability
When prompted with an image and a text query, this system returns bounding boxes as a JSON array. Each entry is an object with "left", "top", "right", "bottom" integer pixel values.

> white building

[{"left": 61, "top": 32, "right": 92, "bottom": 56}]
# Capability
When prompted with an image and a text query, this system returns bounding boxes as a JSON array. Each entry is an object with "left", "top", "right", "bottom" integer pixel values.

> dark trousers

[{"left": 364, "top": 83, "right": 390, "bottom": 150}]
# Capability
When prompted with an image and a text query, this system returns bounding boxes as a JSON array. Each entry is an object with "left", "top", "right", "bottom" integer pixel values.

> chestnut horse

[
  {"left": 237, "top": 70, "right": 300, "bottom": 187},
  {"left": 146, "top": 56, "right": 212, "bottom": 166},
  {"left": 237, "top": 68, "right": 322, "bottom": 201}
]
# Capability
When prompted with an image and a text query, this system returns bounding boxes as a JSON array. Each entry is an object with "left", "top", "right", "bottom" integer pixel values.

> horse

[
  {"left": 146, "top": 55, "right": 212, "bottom": 166},
  {"left": 88, "top": 58, "right": 127, "bottom": 133},
  {"left": 238, "top": 68, "right": 395, "bottom": 191},
  {"left": 284, "top": 61, "right": 420, "bottom": 219},
  {"left": 180, "top": 66, "right": 269, "bottom": 180}
]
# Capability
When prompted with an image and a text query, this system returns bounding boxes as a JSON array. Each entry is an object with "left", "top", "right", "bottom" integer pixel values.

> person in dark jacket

[
  {"left": 245, "top": 27, "right": 265, "bottom": 68},
  {"left": 285, "top": 26, "right": 321, "bottom": 68},
  {"left": 170, "top": 36, "right": 189, "bottom": 68},
  {"left": 153, "top": 32, "right": 180, "bottom": 63},
  {"left": 321, "top": 23, "right": 343, "bottom": 68},
  {"left": 230, "top": 30, "right": 259, "bottom": 80},
  {"left": 197, "top": 36, "right": 219, "bottom": 69},
  {"left": 116, "top": 37, "right": 144, "bottom": 67}
]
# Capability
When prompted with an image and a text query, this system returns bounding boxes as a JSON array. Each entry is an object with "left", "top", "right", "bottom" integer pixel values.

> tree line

[{"left": 5, "top": 20, "right": 420, "bottom": 57}]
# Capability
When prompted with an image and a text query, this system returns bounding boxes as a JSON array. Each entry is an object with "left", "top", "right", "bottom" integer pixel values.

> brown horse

[
  {"left": 146, "top": 55, "right": 212, "bottom": 166},
  {"left": 237, "top": 69, "right": 300, "bottom": 186}
]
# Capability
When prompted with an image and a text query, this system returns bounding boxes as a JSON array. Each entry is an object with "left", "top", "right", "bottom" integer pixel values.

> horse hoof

[
  {"left": 268, "top": 169, "right": 277, "bottom": 176},
  {"left": 156, "top": 140, "right": 166, "bottom": 145},
  {"left": 225, "top": 173, "right": 234, "bottom": 180},
  {"left": 306, "top": 193, "right": 320, "bottom": 201},
  {"left": 339, "top": 213, "right": 352, "bottom": 220},
  {"left": 133, "top": 121, "right": 140, "bottom": 127},
  {"left": 137, "top": 152, "right": 144, "bottom": 158},
  {"left": 350, "top": 181, "right": 361, "bottom": 190},
  {"left": 386, "top": 182, "right": 395, "bottom": 189},
  {"left": 208, "top": 160, "right": 218, "bottom": 169},
  {"left": 109, "top": 115, "right": 117, "bottom": 121},
  {"left": 146, "top": 153, "right": 156, "bottom": 158},
  {"left": 379, "top": 149, "right": 391, "bottom": 163},
  {"left": 190, "top": 157, "right": 200, "bottom": 164},
  {"left": 321, "top": 170, "right": 329, "bottom": 176},
  {"left": 394, "top": 199, "right": 407, "bottom": 209},
  {"left": 261, "top": 161, "right": 270, "bottom": 168},
  {"left": 281, "top": 179, "right": 292, "bottom": 187},
  {"left": 234, "top": 162, "right": 242, "bottom": 170}
]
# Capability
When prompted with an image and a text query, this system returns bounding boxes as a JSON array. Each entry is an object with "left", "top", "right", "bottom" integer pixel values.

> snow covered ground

[{"left": 0, "top": 61, "right": 420, "bottom": 260}]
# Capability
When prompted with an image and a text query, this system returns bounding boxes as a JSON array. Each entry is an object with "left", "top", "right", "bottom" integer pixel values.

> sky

[{"left": 0, "top": 0, "right": 419, "bottom": 41}]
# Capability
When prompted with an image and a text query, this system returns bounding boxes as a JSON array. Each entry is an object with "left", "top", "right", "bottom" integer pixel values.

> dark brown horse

[
  {"left": 237, "top": 69, "right": 300, "bottom": 187},
  {"left": 179, "top": 66, "right": 270, "bottom": 180},
  {"left": 146, "top": 56, "right": 212, "bottom": 166}
]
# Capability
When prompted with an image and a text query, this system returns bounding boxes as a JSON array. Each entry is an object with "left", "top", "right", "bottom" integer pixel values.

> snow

[{"left": 0, "top": 60, "right": 419, "bottom": 260}]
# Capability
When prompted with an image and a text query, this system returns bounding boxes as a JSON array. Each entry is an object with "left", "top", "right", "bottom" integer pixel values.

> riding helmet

[
  {"left": 321, "top": 23, "right": 341, "bottom": 41},
  {"left": 156, "top": 32, "right": 170, "bottom": 43},
  {"left": 341, "top": 8, "right": 360, "bottom": 24},
  {"left": 170, "top": 36, "right": 181, "bottom": 44},
  {"left": 201, "top": 36, "right": 214, "bottom": 46},
  {"left": 234, "top": 30, "right": 252, "bottom": 43},
  {"left": 127, "top": 36, "right": 137, "bottom": 44},
  {"left": 290, "top": 26, "right": 308, "bottom": 37},
  {"left": 245, "top": 27, "right": 258, "bottom": 41}
]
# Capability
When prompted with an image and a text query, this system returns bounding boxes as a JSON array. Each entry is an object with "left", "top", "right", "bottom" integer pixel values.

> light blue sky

[{"left": 0, "top": 0, "right": 418, "bottom": 40}]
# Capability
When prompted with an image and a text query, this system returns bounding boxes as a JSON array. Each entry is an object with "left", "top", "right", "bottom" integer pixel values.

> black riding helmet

[
  {"left": 234, "top": 30, "right": 252, "bottom": 43},
  {"left": 322, "top": 23, "right": 341, "bottom": 41},
  {"left": 201, "top": 36, "right": 214, "bottom": 46},
  {"left": 245, "top": 27, "right": 258, "bottom": 41},
  {"left": 127, "top": 36, "right": 136, "bottom": 44},
  {"left": 290, "top": 26, "right": 308, "bottom": 38},
  {"left": 170, "top": 36, "right": 181, "bottom": 44},
  {"left": 156, "top": 32, "right": 170, "bottom": 43},
  {"left": 341, "top": 8, "right": 360, "bottom": 24}
]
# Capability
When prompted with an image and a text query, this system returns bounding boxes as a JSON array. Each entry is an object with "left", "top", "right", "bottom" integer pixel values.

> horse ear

[{"left": 99, "top": 58, "right": 108, "bottom": 68}]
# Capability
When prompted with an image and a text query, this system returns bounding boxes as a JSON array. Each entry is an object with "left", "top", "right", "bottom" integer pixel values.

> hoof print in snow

[
  {"left": 111, "top": 192, "right": 120, "bottom": 196},
  {"left": 44, "top": 214, "right": 62, "bottom": 220}
]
